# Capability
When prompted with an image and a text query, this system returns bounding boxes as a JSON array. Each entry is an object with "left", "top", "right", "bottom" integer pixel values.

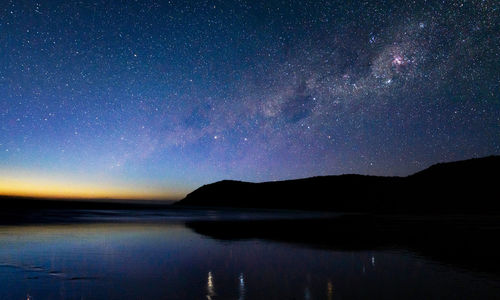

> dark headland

[{"left": 176, "top": 155, "right": 499, "bottom": 214}]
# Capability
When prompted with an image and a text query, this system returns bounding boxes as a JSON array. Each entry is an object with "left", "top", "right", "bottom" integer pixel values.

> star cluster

[{"left": 0, "top": 0, "right": 499, "bottom": 198}]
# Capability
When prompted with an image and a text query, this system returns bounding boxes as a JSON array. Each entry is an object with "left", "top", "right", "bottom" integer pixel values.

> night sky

[{"left": 0, "top": 0, "right": 499, "bottom": 199}]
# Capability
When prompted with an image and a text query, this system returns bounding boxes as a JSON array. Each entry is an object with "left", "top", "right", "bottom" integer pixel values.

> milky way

[{"left": 0, "top": 0, "right": 499, "bottom": 198}]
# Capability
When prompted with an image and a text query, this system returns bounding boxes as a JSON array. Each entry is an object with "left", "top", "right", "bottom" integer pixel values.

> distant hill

[
  {"left": 175, "top": 156, "right": 500, "bottom": 213},
  {"left": 0, "top": 196, "right": 173, "bottom": 211}
]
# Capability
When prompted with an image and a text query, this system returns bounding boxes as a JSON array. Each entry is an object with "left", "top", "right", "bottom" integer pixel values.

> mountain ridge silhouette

[{"left": 176, "top": 155, "right": 499, "bottom": 213}]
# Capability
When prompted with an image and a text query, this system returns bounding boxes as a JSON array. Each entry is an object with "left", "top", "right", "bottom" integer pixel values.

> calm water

[{"left": 0, "top": 210, "right": 499, "bottom": 299}]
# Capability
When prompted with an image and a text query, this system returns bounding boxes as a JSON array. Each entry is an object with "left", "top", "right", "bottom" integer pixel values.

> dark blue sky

[{"left": 0, "top": 0, "right": 498, "bottom": 199}]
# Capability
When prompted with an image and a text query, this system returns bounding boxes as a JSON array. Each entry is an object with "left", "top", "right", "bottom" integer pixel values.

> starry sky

[{"left": 0, "top": 0, "right": 499, "bottom": 199}]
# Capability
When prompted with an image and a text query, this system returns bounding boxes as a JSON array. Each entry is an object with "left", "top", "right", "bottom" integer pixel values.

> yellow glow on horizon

[{"left": 0, "top": 174, "right": 183, "bottom": 200}]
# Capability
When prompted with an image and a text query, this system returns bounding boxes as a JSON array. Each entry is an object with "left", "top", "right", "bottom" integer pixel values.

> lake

[{"left": 1, "top": 209, "right": 499, "bottom": 299}]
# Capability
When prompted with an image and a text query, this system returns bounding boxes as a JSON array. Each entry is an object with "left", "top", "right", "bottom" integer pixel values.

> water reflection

[
  {"left": 327, "top": 281, "right": 333, "bottom": 300},
  {"left": 206, "top": 271, "right": 246, "bottom": 300},
  {"left": 207, "top": 271, "right": 215, "bottom": 299},
  {"left": 238, "top": 273, "right": 245, "bottom": 300},
  {"left": 0, "top": 214, "right": 500, "bottom": 299},
  {"left": 304, "top": 287, "right": 311, "bottom": 300}
]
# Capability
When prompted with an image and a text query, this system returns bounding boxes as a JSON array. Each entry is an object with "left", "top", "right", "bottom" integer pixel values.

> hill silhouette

[{"left": 176, "top": 156, "right": 499, "bottom": 213}]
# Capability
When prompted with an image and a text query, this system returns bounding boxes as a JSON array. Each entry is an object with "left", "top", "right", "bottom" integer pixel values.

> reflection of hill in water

[{"left": 186, "top": 214, "right": 500, "bottom": 278}]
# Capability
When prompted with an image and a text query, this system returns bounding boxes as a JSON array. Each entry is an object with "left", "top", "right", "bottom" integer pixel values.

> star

[{"left": 0, "top": 0, "right": 497, "bottom": 199}]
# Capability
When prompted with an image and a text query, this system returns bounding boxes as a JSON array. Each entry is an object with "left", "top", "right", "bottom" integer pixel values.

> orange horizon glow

[{"left": 0, "top": 174, "right": 185, "bottom": 201}]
